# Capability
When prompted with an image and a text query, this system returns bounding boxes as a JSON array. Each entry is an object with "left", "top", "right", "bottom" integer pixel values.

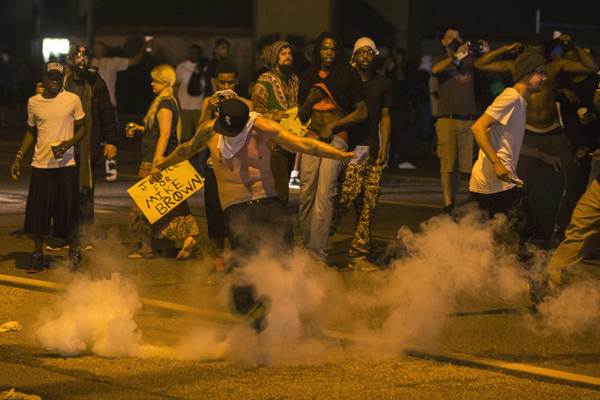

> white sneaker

[
  {"left": 397, "top": 161, "right": 417, "bottom": 170},
  {"left": 45, "top": 244, "right": 69, "bottom": 251},
  {"left": 348, "top": 256, "right": 378, "bottom": 272},
  {"left": 288, "top": 178, "right": 301, "bottom": 190}
]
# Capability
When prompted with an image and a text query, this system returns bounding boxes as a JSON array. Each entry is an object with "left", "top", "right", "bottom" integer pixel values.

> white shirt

[
  {"left": 176, "top": 60, "right": 204, "bottom": 110},
  {"left": 91, "top": 57, "right": 129, "bottom": 106},
  {"left": 469, "top": 87, "right": 527, "bottom": 194},
  {"left": 28, "top": 91, "right": 85, "bottom": 169}
]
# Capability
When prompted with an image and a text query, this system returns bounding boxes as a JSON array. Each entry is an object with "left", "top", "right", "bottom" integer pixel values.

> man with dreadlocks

[
  {"left": 297, "top": 32, "right": 368, "bottom": 261},
  {"left": 252, "top": 40, "right": 299, "bottom": 204}
]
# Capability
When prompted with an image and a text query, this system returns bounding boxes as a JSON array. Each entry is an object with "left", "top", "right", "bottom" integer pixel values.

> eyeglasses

[{"left": 355, "top": 49, "right": 376, "bottom": 57}]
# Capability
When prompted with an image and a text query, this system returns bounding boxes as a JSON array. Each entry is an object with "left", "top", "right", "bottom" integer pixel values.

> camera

[
  {"left": 447, "top": 38, "right": 462, "bottom": 53},
  {"left": 466, "top": 40, "right": 486, "bottom": 55}
]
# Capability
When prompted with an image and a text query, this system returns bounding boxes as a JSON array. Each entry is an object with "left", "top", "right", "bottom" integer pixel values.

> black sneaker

[
  {"left": 69, "top": 249, "right": 82, "bottom": 271},
  {"left": 26, "top": 251, "right": 45, "bottom": 274},
  {"left": 443, "top": 204, "right": 455, "bottom": 215}
]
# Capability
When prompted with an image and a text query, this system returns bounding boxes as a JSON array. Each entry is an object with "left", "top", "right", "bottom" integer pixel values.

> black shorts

[{"left": 24, "top": 166, "right": 79, "bottom": 239}]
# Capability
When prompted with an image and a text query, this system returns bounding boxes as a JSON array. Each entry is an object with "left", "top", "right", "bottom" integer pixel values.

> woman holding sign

[{"left": 126, "top": 64, "right": 199, "bottom": 260}]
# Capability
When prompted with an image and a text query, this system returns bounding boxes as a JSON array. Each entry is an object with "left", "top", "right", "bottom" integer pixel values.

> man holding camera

[
  {"left": 475, "top": 34, "right": 599, "bottom": 247},
  {"left": 431, "top": 28, "right": 479, "bottom": 214}
]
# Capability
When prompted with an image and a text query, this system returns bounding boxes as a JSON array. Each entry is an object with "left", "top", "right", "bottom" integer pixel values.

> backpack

[{"left": 187, "top": 65, "right": 204, "bottom": 96}]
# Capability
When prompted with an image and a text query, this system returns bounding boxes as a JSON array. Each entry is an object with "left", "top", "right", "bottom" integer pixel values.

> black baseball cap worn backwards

[{"left": 214, "top": 98, "right": 250, "bottom": 137}]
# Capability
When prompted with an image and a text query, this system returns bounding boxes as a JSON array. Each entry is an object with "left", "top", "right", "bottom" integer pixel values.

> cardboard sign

[
  {"left": 127, "top": 160, "right": 203, "bottom": 224},
  {"left": 279, "top": 107, "right": 310, "bottom": 137}
]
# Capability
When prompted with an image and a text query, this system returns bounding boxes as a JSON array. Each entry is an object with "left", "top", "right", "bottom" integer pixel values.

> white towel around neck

[{"left": 218, "top": 112, "right": 259, "bottom": 159}]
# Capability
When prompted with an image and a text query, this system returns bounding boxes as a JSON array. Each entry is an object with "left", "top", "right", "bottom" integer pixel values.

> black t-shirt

[
  {"left": 203, "top": 58, "right": 222, "bottom": 98},
  {"left": 299, "top": 63, "right": 364, "bottom": 116},
  {"left": 433, "top": 55, "right": 477, "bottom": 116},
  {"left": 141, "top": 98, "right": 179, "bottom": 163},
  {"left": 559, "top": 74, "right": 600, "bottom": 149},
  {"left": 348, "top": 73, "right": 392, "bottom": 156}
]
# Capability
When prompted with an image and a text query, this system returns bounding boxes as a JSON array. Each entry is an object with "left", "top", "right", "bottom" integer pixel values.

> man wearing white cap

[
  {"left": 10, "top": 62, "right": 86, "bottom": 272},
  {"left": 331, "top": 37, "right": 392, "bottom": 270}
]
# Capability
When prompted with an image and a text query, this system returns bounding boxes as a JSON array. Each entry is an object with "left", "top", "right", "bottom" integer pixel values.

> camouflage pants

[{"left": 331, "top": 159, "right": 383, "bottom": 257}]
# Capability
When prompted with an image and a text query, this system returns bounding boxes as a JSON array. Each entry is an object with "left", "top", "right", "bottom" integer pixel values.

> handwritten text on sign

[{"left": 127, "top": 161, "right": 204, "bottom": 224}]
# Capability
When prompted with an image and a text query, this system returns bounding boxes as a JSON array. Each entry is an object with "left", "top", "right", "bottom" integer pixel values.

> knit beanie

[
  {"left": 514, "top": 51, "right": 546, "bottom": 82},
  {"left": 266, "top": 40, "right": 292, "bottom": 69}
]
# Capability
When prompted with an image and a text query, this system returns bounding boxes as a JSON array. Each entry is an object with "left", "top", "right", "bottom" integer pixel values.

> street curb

[{"left": 1, "top": 273, "right": 599, "bottom": 390}]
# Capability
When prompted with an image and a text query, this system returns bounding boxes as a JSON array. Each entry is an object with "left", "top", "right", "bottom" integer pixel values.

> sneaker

[
  {"left": 442, "top": 204, "right": 455, "bottom": 215},
  {"left": 81, "top": 244, "right": 94, "bottom": 252},
  {"left": 26, "top": 251, "right": 45, "bottom": 274},
  {"left": 69, "top": 249, "right": 82, "bottom": 271},
  {"left": 288, "top": 177, "right": 301, "bottom": 190},
  {"left": 397, "top": 161, "right": 417, "bottom": 170},
  {"left": 348, "top": 256, "right": 378, "bottom": 272},
  {"left": 45, "top": 243, "right": 69, "bottom": 251}
]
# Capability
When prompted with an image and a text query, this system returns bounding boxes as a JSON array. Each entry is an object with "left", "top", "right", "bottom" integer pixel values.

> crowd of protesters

[{"left": 6, "top": 27, "right": 600, "bottom": 319}]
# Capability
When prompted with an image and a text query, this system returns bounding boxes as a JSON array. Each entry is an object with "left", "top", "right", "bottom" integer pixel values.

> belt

[
  {"left": 439, "top": 114, "right": 476, "bottom": 121},
  {"left": 226, "top": 196, "right": 280, "bottom": 210}
]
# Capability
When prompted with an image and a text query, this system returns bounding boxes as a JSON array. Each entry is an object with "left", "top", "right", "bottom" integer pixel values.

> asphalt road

[{"left": 1, "top": 135, "right": 599, "bottom": 399}]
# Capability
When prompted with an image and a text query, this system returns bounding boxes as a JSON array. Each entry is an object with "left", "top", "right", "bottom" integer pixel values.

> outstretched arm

[
  {"left": 256, "top": 117, "right": 354, "bottom": 162},
  {"left": 155, "top": 120, "right": 214, "bottom": 169}
]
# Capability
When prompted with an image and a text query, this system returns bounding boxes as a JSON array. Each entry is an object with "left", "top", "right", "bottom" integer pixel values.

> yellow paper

[
  {"left": 127, "top": 160, "right": 204, "bottom": 224},
  {"left": 279, "top": 107, "right": 310, "bottom": 136}
]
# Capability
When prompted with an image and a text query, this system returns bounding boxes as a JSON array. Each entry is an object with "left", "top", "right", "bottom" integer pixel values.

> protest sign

[{"left": 127, "top": 161, "right": 203, "bottom": 224}]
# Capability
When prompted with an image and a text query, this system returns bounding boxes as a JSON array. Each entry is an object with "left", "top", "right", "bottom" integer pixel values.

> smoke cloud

[
  {"left": 530, "top": 281, "right": 600, "bottom": 337},
  {"left": 32, "top": 208, "right": 600, "bottom": 363}
]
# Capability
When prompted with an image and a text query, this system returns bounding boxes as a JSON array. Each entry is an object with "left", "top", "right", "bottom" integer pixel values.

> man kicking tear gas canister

[{"left": 153, "top": 98, "right": 356, "bottom": 330}]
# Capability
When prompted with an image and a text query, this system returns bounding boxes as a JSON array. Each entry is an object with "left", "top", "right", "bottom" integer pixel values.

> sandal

[
  {"left": 176, "top": 238, "right": 197, "bottom": 261},
  {"left": 127, "top": 250, "right": 156, "bottom": 259}
]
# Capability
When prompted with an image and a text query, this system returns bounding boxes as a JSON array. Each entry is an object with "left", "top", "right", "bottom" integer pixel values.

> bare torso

[
  {"left": 516, "top": 60, "right": 563, "bottom": 130},
  {"left": 309, "top": 109, "right": 345, "bottom": 136},
  {"left": 207, "top": 124, "right": 277, "bottom": 209}
]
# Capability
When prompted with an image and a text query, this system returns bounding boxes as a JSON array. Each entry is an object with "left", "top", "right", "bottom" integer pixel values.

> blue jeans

[{"left": 298, "top": 136, "right": 347, "bottom": 259}]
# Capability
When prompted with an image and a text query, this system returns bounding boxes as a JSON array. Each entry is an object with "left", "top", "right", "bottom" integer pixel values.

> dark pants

[
  {"left": 517, "top": 129, "right": 578, "bottom": 247},
  {"left": 224, "top": 197, "right": 293, "bottom": 316},
  {"left": 390, "top": 108, "right": 416, "bottom": 165},
  {"left": 78, "top": 159, "right": 101, "bottom": 226},
  {"left": 270, "top": 148, "right": 295, "bottom": 205},
  {"left": 198, "top": 149, "right": 226, "bottom": 253},
  {"left": 471, "top": 187, "right": 539, "bottom": 246},
  {"left": 25, "top": 167, "right": 79, "bottom": 240},
  {"left": 204, "top": 167, "right": 226, "bottom": 251}
]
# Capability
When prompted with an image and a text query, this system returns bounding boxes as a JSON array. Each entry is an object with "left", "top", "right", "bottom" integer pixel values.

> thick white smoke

[
  {"left": 377, "top": 211, "right": 530, "bottom": 349},
  {"left": 35, "top": 272, "right": 144, "bottom": 357},
  {"left": 32, "top": 209, "right": 600, "bottom": 363},
  {"left": 530, "top": 281, "right": 600, "bottom": 337}
]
